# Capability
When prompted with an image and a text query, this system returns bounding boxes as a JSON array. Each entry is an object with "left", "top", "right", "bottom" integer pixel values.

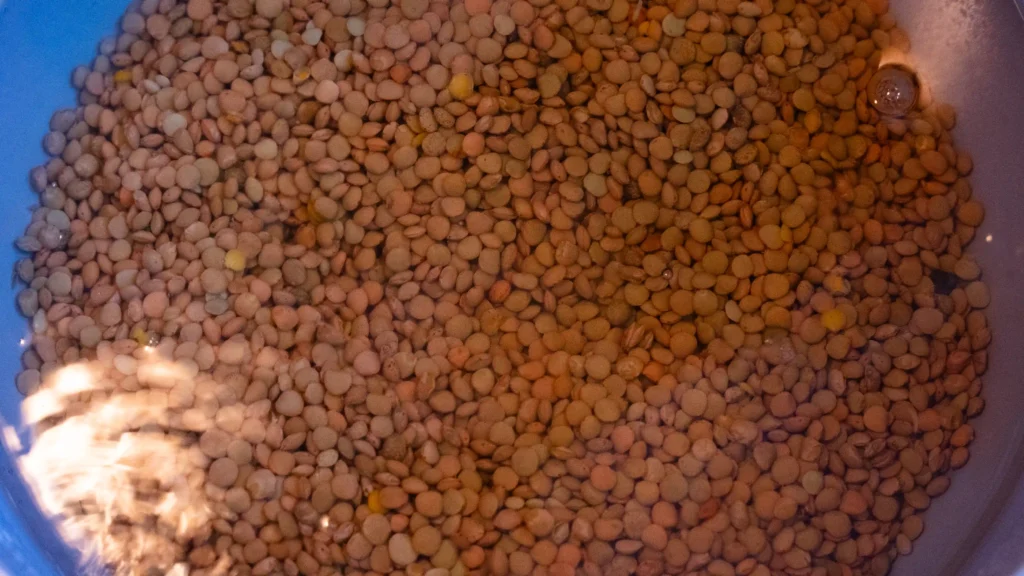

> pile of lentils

[{"left": 15, "top": 0, "right": 993, "bottom": 573}]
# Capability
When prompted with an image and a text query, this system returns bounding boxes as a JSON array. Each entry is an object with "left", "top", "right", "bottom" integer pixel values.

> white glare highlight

[{"left": 17, "top": 360, "right": 222, "bottom": 576}]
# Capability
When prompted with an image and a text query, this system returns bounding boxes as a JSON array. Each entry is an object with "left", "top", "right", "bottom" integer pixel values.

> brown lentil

[{"left": 15, "top": 0, "right": 991, "bottom": 575}]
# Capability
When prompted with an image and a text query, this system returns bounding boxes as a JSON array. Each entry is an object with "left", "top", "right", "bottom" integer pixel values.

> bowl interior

[
  {"left": 884, "top": 0, "right": 1024, "bottom": 574},
  {"left": 0, "top": 1, "right": 132, "bottom": 573},
  {"left": 0, "top": 0, "right": 1022, "bottom": 574}
]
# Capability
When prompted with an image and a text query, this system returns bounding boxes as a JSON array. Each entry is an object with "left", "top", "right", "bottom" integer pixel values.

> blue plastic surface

[
  {"left": 0, "top": 1, "right": 128, "bottom": 574},
  {"left": 0, "top": 1, "right": 1022, "bottom": 576}
]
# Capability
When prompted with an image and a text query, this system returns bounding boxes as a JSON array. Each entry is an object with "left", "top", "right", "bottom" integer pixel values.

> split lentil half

[{"left": 15, "top": 0, "right": 991, "bottom": 573}]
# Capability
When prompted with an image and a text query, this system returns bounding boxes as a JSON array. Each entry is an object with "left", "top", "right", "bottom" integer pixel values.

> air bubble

[{"left": 868, "top": 64, "right": 918, "bottom": 117}]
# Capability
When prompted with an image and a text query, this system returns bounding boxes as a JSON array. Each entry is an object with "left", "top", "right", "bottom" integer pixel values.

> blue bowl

[
  {"left": 1, "top": 0, "right": 1024, "bottom": 576},
  {"left": 0, "top": 1, "right": 128, "bottom": 573}
]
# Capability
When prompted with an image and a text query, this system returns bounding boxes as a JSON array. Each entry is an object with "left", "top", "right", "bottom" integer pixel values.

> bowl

[
  {"left": 0, "top": 3, "right": 146, "bottom": 575},
  {"left": 0, "top": 0, "right": 1022, "bottom": 574}
]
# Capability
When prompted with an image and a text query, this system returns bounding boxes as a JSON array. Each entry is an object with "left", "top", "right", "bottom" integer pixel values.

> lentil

[{"left": 15, "top": 1, "right": 992, "bottom": 576}]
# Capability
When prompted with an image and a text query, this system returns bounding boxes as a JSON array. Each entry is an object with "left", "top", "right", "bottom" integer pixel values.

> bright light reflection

[{"left": 17, "top": 359, "right": 219, "bottom": 576}]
